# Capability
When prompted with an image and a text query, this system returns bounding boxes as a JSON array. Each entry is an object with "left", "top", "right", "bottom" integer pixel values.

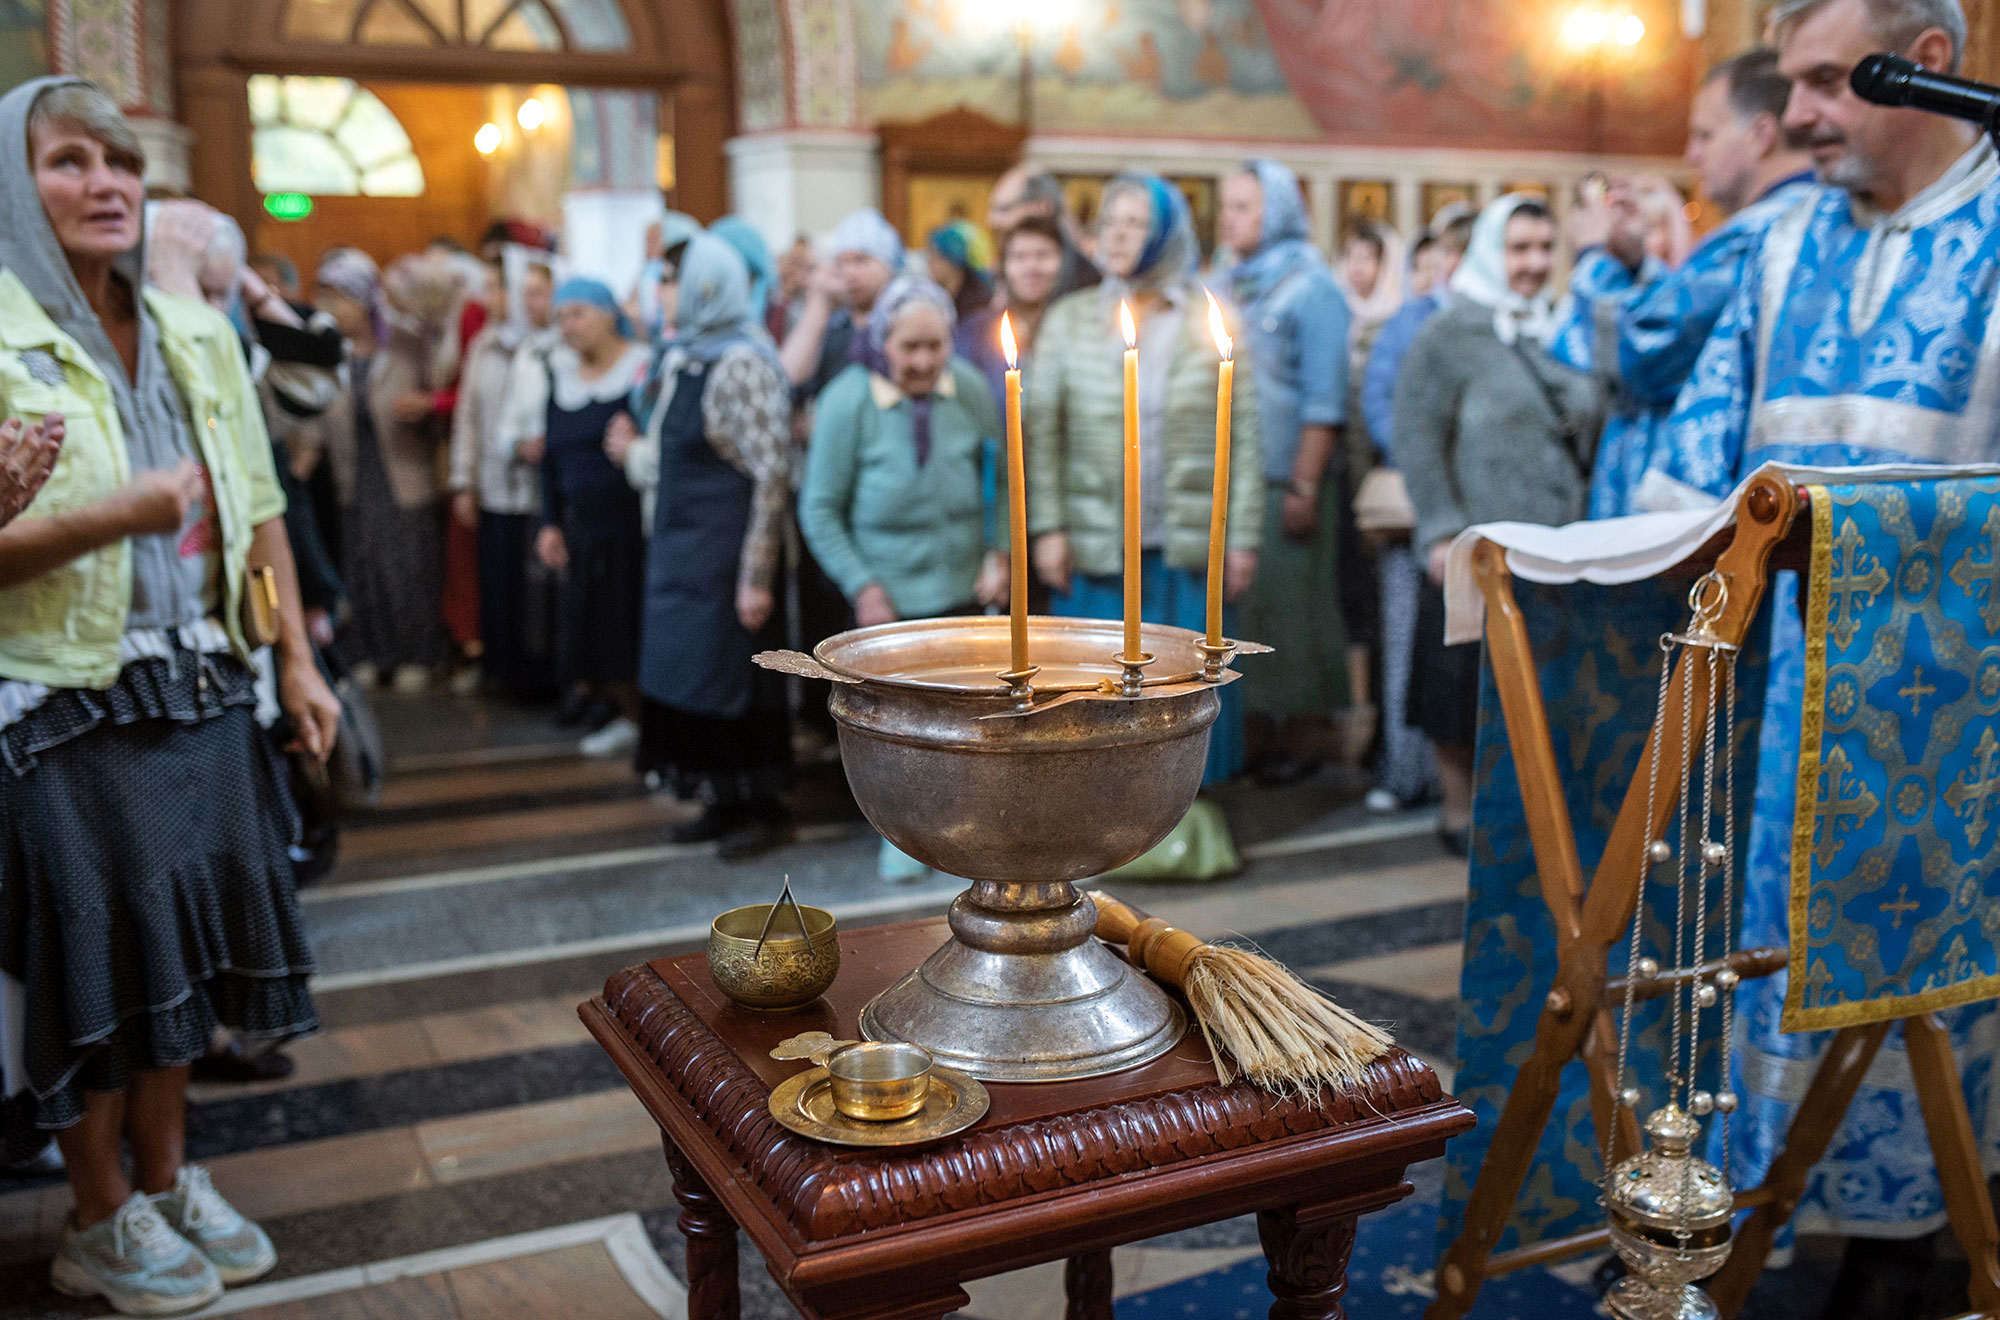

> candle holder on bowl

[{"left": 756, "top": 615, "right": 1263, "bottom": 1083}]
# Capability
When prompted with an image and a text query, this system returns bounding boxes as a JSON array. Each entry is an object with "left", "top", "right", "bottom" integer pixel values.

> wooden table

[{"left": 582, "top": 917, "right": 1473, "bottom": 1320}]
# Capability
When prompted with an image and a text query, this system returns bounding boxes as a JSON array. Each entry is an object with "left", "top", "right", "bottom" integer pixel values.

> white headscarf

[{"left": 1449, "top": 193, "right": 1560, "bottom": 347}]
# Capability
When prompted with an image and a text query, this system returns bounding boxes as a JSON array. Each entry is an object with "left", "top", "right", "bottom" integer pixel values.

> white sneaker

[
  {"left": 1364, "top": 788, "right": 1401, "bottom": 814},
  {"left": 579, "top": 716, "right": 639, "bottom": 759},
  {"left": 152, "top": 1165, "right": 277, "bottom": 1285},
  {"left": 390, "top": 664, "right": 432, "bottom": 695},
  {"left": 447, "top": 665, "right": 482, "bottom": 697},
  {"left": 350, "top": 660, "right": 380, "bottom": 689},
  {"left": 50, "top": 1193, "right": 223, "bottom": 1316}
]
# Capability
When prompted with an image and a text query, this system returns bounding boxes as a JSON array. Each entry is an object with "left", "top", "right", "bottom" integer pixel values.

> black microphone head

[{"left": 1852, "top": 52, "right": 1918, "bottom": 104}]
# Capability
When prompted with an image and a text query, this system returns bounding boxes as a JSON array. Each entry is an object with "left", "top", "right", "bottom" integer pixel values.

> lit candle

[
  {"left": 1000, "top": 313, "right": 1029, "bottom": 677},
  {"left": 1204, "top": 290, "right": 1233, "bottom": 649},
  {"left": 1120, "top": 299, "right": 1141, "bottom": 664}
]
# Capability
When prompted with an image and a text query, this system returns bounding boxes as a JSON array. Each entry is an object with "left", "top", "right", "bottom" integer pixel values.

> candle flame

[
  {"left": 1119, "top": 299, "right": 1136, "bottom": 349},
  {"left": 1205, "top": 289, "right": 1232, "bottom": 360},
  {"left": 1000, "top": 311, "right": 1018, "bottom": 369}
]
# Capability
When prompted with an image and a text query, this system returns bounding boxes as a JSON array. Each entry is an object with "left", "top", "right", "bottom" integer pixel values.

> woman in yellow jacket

[{"left": 0, "top": 79, "right": 339, "bottom": 1316}]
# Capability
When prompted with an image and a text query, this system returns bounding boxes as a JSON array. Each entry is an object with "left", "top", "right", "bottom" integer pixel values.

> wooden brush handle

[{"left": 1087, "top": 890, "right": 1206, "bottom": 988}]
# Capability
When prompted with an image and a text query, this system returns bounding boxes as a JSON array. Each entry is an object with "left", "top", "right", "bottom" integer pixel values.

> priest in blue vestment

[
  {"left": 1550, "top": 48, "right": 1815, "bottom": 518},
  {"left": 1665, "top": 0, "right": 2000, "bottom": 1251}
]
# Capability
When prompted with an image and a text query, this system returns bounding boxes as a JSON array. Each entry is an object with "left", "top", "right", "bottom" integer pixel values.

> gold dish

[
  {"left": 708, "top": 902, "right": 840, "bottom": 1012},
  {"left": 768, "top": 1063, "right": 990, "bottom": 1147}
]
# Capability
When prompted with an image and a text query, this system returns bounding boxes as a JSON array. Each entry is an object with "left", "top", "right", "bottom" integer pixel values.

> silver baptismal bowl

[{"left": 761, "top": 615, "right": 1233, "bottom": 1082}]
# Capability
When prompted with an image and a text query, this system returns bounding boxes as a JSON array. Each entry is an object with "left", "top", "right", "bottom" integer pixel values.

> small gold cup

[
  {"left": 707, "top": 903, "right": 840, "bottom": 1012},
  {"left": 825, "top": 1042, "right": 934, "bottom": 1121}
]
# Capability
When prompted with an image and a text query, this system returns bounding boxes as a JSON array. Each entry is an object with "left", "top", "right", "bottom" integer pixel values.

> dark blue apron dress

[
  {"left": 635, "top": 360, "right": 791, "bottom": 808},
  {"left": 543, "top": 374, "right": 644, "bottom": 690}
]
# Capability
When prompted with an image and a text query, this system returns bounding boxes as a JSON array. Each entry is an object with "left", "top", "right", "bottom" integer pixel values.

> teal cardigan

[{"left": 800, "top": 359, "right": 1005, "bottom": 619}]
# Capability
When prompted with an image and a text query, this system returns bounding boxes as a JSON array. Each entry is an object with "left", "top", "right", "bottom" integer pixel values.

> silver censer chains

[{"left": 1604, "top": 572, "right": 1744, "bottom": 1320}]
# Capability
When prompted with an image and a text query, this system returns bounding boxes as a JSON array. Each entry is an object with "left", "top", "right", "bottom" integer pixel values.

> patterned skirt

[{"left": 0, "top": 649, "right": 316, "bottom": 1156}]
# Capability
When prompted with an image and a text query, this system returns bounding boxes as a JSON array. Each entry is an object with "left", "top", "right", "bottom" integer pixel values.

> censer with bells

[{"left": 1601, "top": 572, "right": 1745, "bottom": 1320}]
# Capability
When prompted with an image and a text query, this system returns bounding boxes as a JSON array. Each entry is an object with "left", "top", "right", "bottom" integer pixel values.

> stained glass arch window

[
  {"left": 278, "top": 0, "right": 631, "bottom": 52},
  {"left": 249, "top": 75, "right": 425, "bottom": 197}
]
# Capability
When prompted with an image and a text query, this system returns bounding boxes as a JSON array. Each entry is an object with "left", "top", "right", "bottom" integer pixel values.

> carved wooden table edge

[{"left": 582, "top": 959, "right": 1476, "bottom": 1260}]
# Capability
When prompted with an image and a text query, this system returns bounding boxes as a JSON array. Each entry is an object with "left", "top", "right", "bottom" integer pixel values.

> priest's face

[
  {"left": 1502, "top": 213, "right": 1556, "bottom": 300},
  {"left": 1778, "top": 0, "right": 1951, "bottom": 197},
  {"left": 1686, "top": 76, "right": 1772, "bottom": 215}
]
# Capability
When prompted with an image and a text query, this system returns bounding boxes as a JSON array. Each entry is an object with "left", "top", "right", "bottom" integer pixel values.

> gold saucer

[{"left": 768, "top": 1064, "right": 990, "bottom": 1147}]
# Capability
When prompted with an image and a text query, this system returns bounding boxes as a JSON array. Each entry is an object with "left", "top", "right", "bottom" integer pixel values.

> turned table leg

[
  {"left": 1065, "top": 1249, "right": 1114, "bottom": 1320},
  {"left": 663, "top": 1136, "right": 740, "bottom": 1320},
  {"left": 1259, "top": 1207, "right": 1359, "bottom": 1320}
]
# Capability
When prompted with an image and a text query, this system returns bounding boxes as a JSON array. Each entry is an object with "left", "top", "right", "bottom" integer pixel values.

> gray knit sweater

[{"left": 1392, "top": 301, "right": 1604, "bottom": 554}]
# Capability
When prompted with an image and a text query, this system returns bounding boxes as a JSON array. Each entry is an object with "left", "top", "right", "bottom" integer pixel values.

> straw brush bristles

[
  {"left": 1182, "top": 945, "right": 1396, "bottom": 1096},
  {"left": 1087, "top": 891, "right": 1395, "bottom": 1101}
]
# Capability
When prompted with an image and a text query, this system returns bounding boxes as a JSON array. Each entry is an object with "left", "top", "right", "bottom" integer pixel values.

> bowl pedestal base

[{"left": 859, "top": 884, "right": 1186, "bottom": 1083}]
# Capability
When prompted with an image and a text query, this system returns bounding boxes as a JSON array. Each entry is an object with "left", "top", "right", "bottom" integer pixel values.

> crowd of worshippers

[
  {"left": 4, "top": 9, "right": 1994, "bottom": 881},
  {"left": 5, "top": 0, "right": 2000, "bottom": 1311}
]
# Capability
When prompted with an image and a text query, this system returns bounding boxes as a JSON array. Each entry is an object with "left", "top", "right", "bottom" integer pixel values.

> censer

[{"left": 1601, "top": 572, "right": 1745, "bottom": 1320}]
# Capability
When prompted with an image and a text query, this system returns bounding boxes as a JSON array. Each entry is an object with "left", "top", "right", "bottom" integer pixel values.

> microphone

[{"left": 1851, "top": 52, "right": 2000, "bottom": 127}]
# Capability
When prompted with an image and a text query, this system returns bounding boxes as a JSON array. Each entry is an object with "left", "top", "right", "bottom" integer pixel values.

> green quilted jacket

[{"left": 1023, "top": 286, "right": 1264, "bottom": 578}]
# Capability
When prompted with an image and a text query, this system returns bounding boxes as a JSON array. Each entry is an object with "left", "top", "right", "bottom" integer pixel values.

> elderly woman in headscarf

[
  {"left": 0, "top": 77, "right": 339, "bottom": 1313},
  {"left": 633, "top": 235, "right": 794, "bottom": 859},
  {"left": 1393, "top": 192, "right": 1604, "bottom": 854},
  {"left": 1025, "top": 171, "right": 1263, "bottom": 785},
  {"left": 297, "top": 248, "right": 456, "bottom": 694},
  {"left": 1217, "top": 158, "right": 1353, "bottom": 785},
  {"left": 526, "top": 278, "right": 653, "bottom": 755},
  {"left": 800, "top": 275, "right": 1006, "bottom": 881}
]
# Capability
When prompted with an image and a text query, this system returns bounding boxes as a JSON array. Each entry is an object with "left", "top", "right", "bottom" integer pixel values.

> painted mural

[
  {"left": 857, "top": 0, "right": 1321, "bottom": 140},
  {"left": 858, "top": 0, "right": 1694, "bottom": 155},
  {"left": 1257, "top": 0, "right": 1694, "bottom": 155},
  {"left": 0, "top": 0, "right": 49, "bottom": 98}
]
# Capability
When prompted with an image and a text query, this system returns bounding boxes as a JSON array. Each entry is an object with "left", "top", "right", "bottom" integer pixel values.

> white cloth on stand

[{"left": 1442, "top": 461, "right": 2000, "bottom": 644}]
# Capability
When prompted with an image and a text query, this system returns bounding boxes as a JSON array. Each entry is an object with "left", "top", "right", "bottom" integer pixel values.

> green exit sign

[{"left": 263, "top": 192, "right": 314, "bottom": 221}]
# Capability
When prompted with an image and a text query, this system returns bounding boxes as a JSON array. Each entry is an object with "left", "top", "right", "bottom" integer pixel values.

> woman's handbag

[{"left": 1353, "top": 466, "right": 1417, "bottom": 535}]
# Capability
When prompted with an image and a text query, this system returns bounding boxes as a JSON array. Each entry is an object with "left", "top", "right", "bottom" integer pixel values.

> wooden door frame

[
  {"left": 174, "top": 0, "right": 735, "bottom": 236},
  {"left": 877, "top": 106, "right": 1025, "bottom": 240}
]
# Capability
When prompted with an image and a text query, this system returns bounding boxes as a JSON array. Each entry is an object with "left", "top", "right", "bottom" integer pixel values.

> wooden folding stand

[{"left": 1424, "top": 471, "right": 2000, "bottom": 1320}]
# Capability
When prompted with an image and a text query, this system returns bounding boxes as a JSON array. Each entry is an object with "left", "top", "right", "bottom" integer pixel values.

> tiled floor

[{"left": 0, "top": 692, "right": 1884, "bottom": 1319}]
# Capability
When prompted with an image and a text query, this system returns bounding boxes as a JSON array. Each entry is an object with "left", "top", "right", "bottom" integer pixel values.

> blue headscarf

[
  {"left": 1229, "top": 158, "right": 1324, "bottom": 305},
  {"left": 709, "top": 217, "right": 776, "bottom": 322},
  {"left": 673, "top": 232, "right": 781, "bottom": 374},
  {"left": 861, "top": 275, "right": 958, "bottom": 465},
  {"left": 553, "top": 276, "right": 633, "bottom": 339},
  {"left": 1101, "top": 172, "right": 1198, "bottom": 298}
]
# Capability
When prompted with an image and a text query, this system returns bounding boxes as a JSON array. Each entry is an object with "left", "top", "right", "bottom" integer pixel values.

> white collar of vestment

[{"left": 869, "top": 368, "right": 956, "bottom": 410}]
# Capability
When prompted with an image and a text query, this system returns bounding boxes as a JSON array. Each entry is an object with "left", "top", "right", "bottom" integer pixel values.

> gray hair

[
  {"left": 1770, "top": 0, "right": 1966, "bottom": 71},
  {"left": 28, "top": 81, "right": 146, "bottom": 169},
  {"left": 1021, "top": 171, "right": 1068, "bottom": 219}
]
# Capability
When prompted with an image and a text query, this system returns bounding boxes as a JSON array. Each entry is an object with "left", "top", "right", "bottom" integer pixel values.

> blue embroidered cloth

[
  {"left": 1787, "top": 478, "right": 2000, "bottom": 1029},
  {"left": 1442, "top": 578, "right": 1770, "bottom": 1254}
]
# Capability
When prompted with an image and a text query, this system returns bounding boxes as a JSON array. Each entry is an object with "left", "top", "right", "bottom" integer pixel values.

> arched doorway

[{"left": 176, "top": 0, "right": 732, "bottom": 248}]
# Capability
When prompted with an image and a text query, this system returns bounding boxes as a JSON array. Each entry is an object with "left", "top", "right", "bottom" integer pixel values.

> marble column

[
  {"left": 726, "top": 130, "right": 881, "bottom": 251},
  {"left": 49, "top": 0, "right": 192, "bottom": 192}
]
